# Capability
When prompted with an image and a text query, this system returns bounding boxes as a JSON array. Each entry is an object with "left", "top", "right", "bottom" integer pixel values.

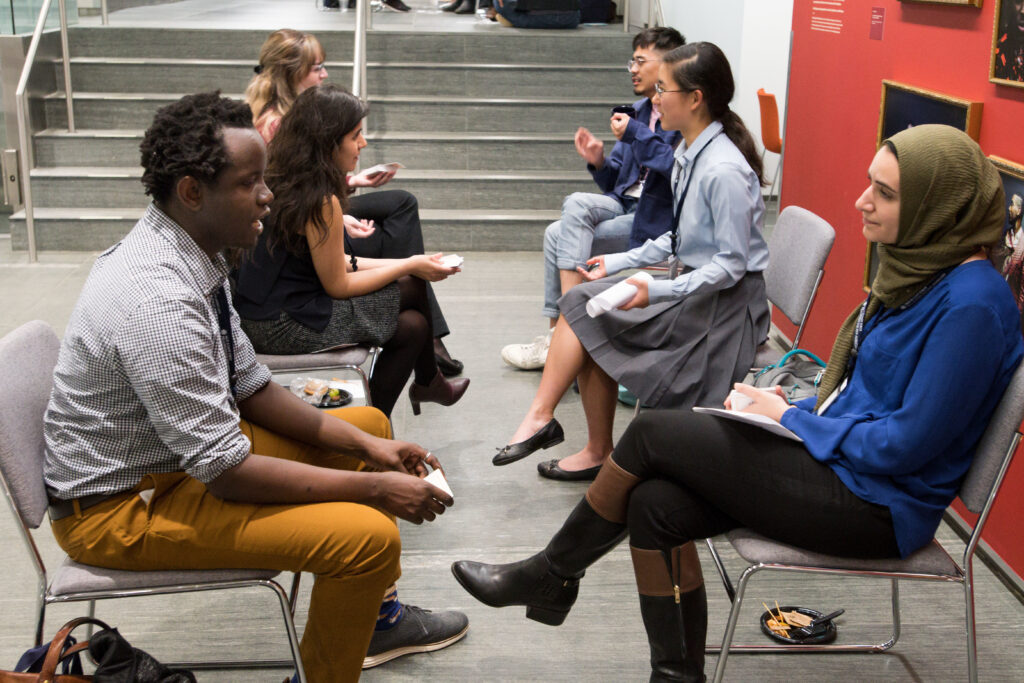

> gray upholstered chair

[
  {"left": 707, "top": 360, "right": 1024, "bottom": 683},
  {"left": 755, "top": 205, "right": 836, "bottom": 368},
  {"left": 256, "top": 345, "right": 380, "bottom": 407},
  {"left": 0, "top": 321, "right": 307, "bottom": 681}
]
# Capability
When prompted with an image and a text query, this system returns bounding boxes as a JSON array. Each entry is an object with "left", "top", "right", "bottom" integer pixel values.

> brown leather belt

[{"left": 48, "top": 492, "right": 123, "bottom": 521}]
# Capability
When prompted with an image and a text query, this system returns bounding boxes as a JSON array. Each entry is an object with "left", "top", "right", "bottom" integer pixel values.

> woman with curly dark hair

[
  {"left": 246, "top": 29, "right": 466, "bottom": 377},
  {"left": 234, "top": 84, "right": 469, "bottom": 417}
]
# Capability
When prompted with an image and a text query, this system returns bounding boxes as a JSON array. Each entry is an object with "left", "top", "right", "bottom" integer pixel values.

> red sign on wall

[{"left": 870, "top": 7, "right": 885, "bottom": 40}]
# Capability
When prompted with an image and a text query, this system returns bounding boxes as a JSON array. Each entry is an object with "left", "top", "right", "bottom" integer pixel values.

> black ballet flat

[
  {"left": 493, "top": 419, "right": 564, "bottom": 466},
  {"left": 436, "top": 352, "right": 464, "bottom": 377},
  {"left": 537, "top": 459, "right": 601, "bottom": 482}
]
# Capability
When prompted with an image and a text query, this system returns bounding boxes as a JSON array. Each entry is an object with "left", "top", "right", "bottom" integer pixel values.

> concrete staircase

[{"left": 11, "top": 26, "right": 635, "bottom": 252}]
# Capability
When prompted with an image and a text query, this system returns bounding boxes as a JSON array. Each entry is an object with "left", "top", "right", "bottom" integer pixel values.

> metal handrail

[
  {"left": 15, "top": 0, "right": 77, "bottom": 262},
  {"left": 351, "top": 0, "right": 369, "bottom": 98}
]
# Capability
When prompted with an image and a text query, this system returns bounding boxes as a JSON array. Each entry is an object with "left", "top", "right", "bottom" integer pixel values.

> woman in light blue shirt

[{"left": 493, "top": 43, "right": 770, "bottom": 480}]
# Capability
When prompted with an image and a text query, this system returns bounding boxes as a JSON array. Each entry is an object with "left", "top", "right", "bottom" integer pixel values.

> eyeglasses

[
  {"left": 627, "top": 57, "right": 659, "bottom": 71},
  {"left": 654, "top": 82, "right": 687, "bottom": 96},
  {"left": 312, "top": 63, "right": 327, "bottom": 72}
]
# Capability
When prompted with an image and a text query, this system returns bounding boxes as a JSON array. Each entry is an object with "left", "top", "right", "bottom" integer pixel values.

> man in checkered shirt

[{"left": 43, "top": 92, "right": 466, "bottom": 681}]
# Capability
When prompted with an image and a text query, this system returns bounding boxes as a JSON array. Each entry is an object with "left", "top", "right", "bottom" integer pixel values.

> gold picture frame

[
  {"left": 899, "top": 0, "right": 982, "bottom": 6},
  {"left": 990, "top": 0, "right": 1024, "bottom": 88},
  {"left": 864, "top": 81, "right": 985, "bottom": 289}
]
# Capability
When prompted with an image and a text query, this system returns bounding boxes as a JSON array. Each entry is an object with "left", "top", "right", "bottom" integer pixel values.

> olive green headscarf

[{"left": 814, "top": 124, "right": 1006, "bottom": 410}]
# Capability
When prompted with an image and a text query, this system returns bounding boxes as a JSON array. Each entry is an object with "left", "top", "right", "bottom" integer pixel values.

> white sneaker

[{"left": 501, "top": 332, "right": 551, "bottom": 370}]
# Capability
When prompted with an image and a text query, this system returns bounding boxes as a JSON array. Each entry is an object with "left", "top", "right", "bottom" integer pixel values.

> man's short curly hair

[{"left": 140, "top": 91, "right": 255, "bottom": 203}]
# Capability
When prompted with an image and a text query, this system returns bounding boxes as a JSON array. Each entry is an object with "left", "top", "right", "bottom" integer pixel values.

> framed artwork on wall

[
  {"left": 991, "top": 0, "right": 1024, "bottom": 87},
  {"left": 898, "top": 0, "right": 982, "bottom": 6},
  {"left": 990, "top": 156, "right": 1024, "bottom": 333},
  {"left": 864, "top": 81, "right": 985, "bottom": 289}
]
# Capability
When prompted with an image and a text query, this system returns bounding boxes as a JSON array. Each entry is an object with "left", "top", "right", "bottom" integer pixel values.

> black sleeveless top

[{"left": 233, "top": 229, "right": 334, "bottom": 332}]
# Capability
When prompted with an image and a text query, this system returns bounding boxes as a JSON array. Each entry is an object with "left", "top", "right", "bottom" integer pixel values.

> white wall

[{"left": 634, "top": 0, "right": 794, "bottom": 195}]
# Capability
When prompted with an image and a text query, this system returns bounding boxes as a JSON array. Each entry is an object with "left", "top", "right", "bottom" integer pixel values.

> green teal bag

[{"left": 752, "top": 349, "right": 827, "bottom": 402}]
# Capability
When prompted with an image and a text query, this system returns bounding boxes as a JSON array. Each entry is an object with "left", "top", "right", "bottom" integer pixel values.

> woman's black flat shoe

[
  {"left": 537, "top": 459, "right": 602, "bottom": 481},
  {"left": 493, "top": 419, "right": 564, "bottom": 466},
  {"left": 435, "top": 353, "right": 464, "bottom": 377}
]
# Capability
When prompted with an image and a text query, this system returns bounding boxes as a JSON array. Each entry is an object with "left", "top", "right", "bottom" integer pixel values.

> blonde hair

[{"left": 245, "top": 29, "right": 324, "bottom": 121}]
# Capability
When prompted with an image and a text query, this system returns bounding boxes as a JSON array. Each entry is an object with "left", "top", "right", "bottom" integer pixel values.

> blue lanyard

[
  {"left": 670, "top": 130, "right": 723, "bottom": 257},
  {"left": 849, "top": 266, "right": 954, "bottom": 372}
]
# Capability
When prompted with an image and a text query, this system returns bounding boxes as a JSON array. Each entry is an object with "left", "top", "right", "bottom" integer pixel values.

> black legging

[
  {"left": 347, "top": 190, "right": 450, "bottom": 337},
  {"left": 615, "top": 410, "right": 901, "bottom": 558},
  {"left": 369, "top": 275, "right": 438, "bottom": 416}
]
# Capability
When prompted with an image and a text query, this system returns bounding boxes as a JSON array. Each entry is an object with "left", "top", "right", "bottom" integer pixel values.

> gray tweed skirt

[
  {"left": 241, "top": 282, "right": 401, "bottom": 354},
  {"left": 561, "top": 272, "right": 769, "bottom": 409}
]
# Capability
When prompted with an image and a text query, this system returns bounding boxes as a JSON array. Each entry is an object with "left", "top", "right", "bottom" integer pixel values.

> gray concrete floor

[{"left": 1, "top": 238, "right": 1023, "bottom": 681}]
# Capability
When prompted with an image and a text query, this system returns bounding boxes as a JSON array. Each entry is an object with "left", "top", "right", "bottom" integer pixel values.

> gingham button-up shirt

[{"left": 44, "top": 204, "right": 272, "bottom": 499}]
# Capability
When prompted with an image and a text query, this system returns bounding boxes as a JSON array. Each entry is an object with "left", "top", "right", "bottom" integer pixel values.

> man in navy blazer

[{"left": 501, "top": 27, "right": 685, "bottom": 371}]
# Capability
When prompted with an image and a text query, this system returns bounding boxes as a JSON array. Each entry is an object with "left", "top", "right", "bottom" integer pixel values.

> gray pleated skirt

[
  {"left": 561, "top": 272, "right": 769, "bottom": 409},
  {"left": 241, "top": 282, "right": 400, "bottom": 354}
]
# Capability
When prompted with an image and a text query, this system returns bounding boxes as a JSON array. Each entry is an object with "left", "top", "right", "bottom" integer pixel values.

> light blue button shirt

[{"left": 602, "top": 120, "right": 770, "bottom": 304}]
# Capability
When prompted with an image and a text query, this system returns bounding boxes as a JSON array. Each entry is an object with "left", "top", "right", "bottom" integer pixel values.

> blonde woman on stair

[
  {"left": 245, "top": 28, "right": 466, "bottom": 377},
  {"left": 492, "top": 42, "right": 770, "bottom": 481}
]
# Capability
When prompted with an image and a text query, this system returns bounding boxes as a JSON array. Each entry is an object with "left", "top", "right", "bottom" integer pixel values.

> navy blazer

[{"left": 587, "top": 97, "right": 680, "bottom": 247}]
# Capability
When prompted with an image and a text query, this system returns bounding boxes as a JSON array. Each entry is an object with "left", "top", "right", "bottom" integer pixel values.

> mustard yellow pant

[{"left": 51, "top": 406, "right": 401, "bottom": 682}]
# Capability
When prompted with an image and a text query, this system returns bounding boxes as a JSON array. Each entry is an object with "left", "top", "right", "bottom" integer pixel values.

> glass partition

[{"left": 0, "top": 0, "right": 78, "bottom": 35}]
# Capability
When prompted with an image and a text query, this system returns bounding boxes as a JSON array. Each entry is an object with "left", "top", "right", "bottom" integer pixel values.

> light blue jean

[{"left": 542, "top": 192, "right": 636, "bottom": 318}]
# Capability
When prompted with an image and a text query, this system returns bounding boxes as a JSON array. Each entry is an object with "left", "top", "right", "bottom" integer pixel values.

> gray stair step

[
  {"left": 57, "top": 58, "right": 631, "bottom": 99},
  {"left": 43, "top": 92, "right": 624, "bottom": 133},
  {"left": 67, "top": 26, "right": 633, "bottom": 64},
  {"left": 28, "top": 167, "right": 593, "bottom": 210},
  {"left": 9, "top": 207, "right": 558, "bottom": 252},
  {"left": 33, "top": 129, "right": 615, "bottom": 171}
]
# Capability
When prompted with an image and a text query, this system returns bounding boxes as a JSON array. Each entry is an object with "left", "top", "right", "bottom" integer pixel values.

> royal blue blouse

[{"left": 780, "top": 260, "right": 1023, "bottom": 557}]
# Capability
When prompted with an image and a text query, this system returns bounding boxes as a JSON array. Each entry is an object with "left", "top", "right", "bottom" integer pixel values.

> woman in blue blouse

[
  {"left": 453, "top": 124, "right": 1023, "bottom": 681},
  {"left": 493, "top": 42, "right": 771, "bottom": 480}
]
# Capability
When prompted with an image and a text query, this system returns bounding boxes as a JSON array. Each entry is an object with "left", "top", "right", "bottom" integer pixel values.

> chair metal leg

[
  {"left": 705, "top": 538, "right": 736, "bottom": 603},
  {"left": 164, "top": 581, "right": 305, "bottom": 677},
  {"left": 964, "top": 560, "right": 978, "bottom": 683},
  {"left": 710, "top": 562, "right": 755, "bottom": 683},
  {"left": 768, "top": 163, "right": 781, "bottom": 202},
  {"left": 269, "top": 579, "right": 307, "bottom": 683},
  {"left": 887, "top": 577, "right": 901, "bottom": 651},
  {"left": 34, "top": 588, "right": 46, "bottom": 647},
  {"left": 86, "top": 599, "right": 96, "bottom": 638},
  {"left": 288, "top": 573, "right": 302, "bottom": 618},
  {"left": 708, "top": 564, "right": 905, "bottom": 679}
]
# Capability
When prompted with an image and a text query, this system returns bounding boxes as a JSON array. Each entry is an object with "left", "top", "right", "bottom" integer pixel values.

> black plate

[
  {"left": 759, "top": 605, "right": 838, "bottom": 645},
  {"left": 318, "top": 388, "right": 353, "bottom": 408}
]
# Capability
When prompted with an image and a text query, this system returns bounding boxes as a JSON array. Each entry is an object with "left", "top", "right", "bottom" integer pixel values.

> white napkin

[
  {"left": 440, "top": 254, "right": 464, "bottom": 268},
  {"left": 424, "top": 469, "right": 454, "bottom": 499},
  {"left": 586, "top": 271, "right": 654, "bottom": 317}
]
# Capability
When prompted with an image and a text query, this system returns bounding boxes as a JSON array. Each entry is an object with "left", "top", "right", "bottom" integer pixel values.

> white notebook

[{"left": 692, "top": 407, "right": 803, "bottom": 442}]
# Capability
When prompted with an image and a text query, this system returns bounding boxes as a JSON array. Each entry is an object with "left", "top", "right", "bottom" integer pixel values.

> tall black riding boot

[
  {"left": 639, "top": 586, "right": 707, "bottom": 682},
  {"left": 452, "top": 460, "right": 639, "bottom": 625},
  {"left": 632, "top": 544, "right": 708, "bottom": 682}
]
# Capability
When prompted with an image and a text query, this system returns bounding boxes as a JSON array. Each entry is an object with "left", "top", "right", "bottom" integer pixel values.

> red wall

[{"left": 782, "top": 0, "right": 1024, "bottom": 578}]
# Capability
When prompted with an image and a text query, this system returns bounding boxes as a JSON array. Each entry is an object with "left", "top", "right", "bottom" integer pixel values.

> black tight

[
  {"left": 369, "top": 276, "right": 438, "bottom": 415},
  {"left": 615, "top": 410, "right": 900, "bottom": 558}
]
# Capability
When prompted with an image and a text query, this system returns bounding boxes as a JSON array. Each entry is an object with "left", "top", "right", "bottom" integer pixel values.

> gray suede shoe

[{"left": 362, "top": 605, "right": 469, "bottom": 669}]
